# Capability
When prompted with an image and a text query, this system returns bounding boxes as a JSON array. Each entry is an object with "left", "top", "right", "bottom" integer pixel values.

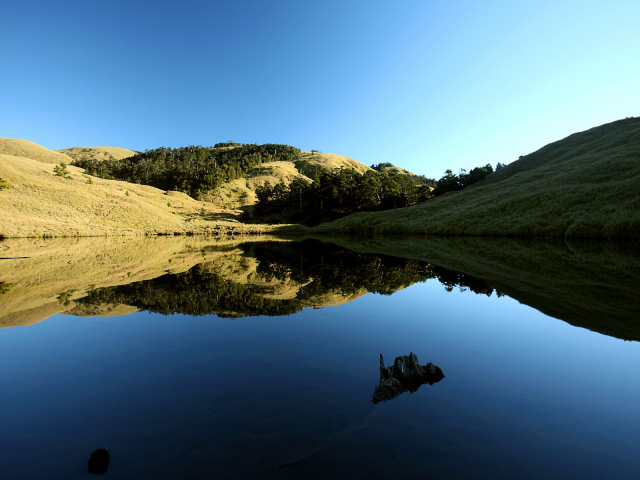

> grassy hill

[
  {"left": 57, "top": 146, "right": 136, "bottom": 161},
  {"left": 312, "top": 118, "right": 640, "bottom": 239},
  {"left": 206, "top": 161, "right": 313, "bottom": 209},
  {"left": 207, "top": 152, "right": 369, "bottom": 209},
  {"left": 0, "top": 137, "right": 73, "bottom": 164},
  {"left": 294, "top": 151, "right": 371, "bottom": 177},
  {"left": 0, "top": 151, "right": 296, "bottom": 237}
]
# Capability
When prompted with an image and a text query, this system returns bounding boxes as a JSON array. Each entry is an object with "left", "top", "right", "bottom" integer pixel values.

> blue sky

[{"left": 2, "top": 0, "right": 638, "bottom": 178}]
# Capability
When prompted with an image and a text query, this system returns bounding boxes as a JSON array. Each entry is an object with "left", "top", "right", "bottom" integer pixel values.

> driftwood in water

[{"left": 372, "top": 353, "right": 444, "bottom": 404}]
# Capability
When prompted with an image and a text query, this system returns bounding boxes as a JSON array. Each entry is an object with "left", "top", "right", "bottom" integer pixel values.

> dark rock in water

[
  {"left": 88, "top": 449, "right": 109, "bottom": 475},
  {"left": 372, "top": 353, "right": 444, "bottom": 404}
]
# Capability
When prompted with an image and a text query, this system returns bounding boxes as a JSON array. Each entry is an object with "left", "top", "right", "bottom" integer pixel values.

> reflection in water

[
  {"left": 2, "top": 236, "right": 639, "bottom": 341},
  {"left": 372, "top": 353, "right": 445, "bottom": 404},
  {"left": 87, "top": 449, "right": 109, "bottom": 475},
  {"left": 76, "top": 240, "right": 502, "bottom": 319}
]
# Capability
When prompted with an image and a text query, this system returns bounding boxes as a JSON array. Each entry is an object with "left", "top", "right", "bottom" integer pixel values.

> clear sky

[{"left": 2, "top": 0, "right": 639, "bottom": 178}]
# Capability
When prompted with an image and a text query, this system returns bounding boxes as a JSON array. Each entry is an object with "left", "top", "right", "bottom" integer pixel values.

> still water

[{"left": 1, "top": 237, "right": 639, "bottom": 479}]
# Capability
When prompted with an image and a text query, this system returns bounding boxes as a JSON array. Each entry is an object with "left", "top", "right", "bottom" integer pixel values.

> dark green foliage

[
  {"left": 370, "top": 163, "right": 436, "bottom": 186},
  {"left": 0, "top": 177, "right": 9, "bottom": 190},
  {"left": 0, "top": 282, "right": 13, "bottom": 294},
  {"left": 432, "top": 164, "right": 496, "bottom": 197},
  {"left": 370, "top": 162, "right": 396, "bottom": 172},
  {"left": 255, "top": 169, "right": 431, "bottom": 225},
  {"left": 72, "top": 143, "right": 301, "bottom": 199},
  {"left": 78, "top": 263, "right": 303, "bottom": 318}
]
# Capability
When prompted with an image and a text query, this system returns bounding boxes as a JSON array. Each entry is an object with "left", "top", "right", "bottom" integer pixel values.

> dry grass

[
  {"left": 0, "top": 137, "right": 74, "bottom": 164},
  {"left": 312, "top": 118, "right": 640, "bottom": 239},
  {"left": 57, "top": 146, "right": 136, "bottom": 161},
  {"left": 0, "top": 153, "right": 300, "bottom": 237},
  {"left": 314, "top": 234, "right": 640, "bottom": 341},
  {"left": 294, "top": 152, "right": 371, "bottom": 177}
]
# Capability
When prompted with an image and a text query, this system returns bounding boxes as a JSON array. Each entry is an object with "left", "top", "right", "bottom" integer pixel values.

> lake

[{"left": 1, "top": 236, "right": 639, "bottom": 479}]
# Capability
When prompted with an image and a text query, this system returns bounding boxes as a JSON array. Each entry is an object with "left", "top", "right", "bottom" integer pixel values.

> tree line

[
  {"left": 72, "top": 143, "right": 301, "bottom": 199},
  {"left": 253, "top": 168, "right": 432, "bottom": 225},
  {"left": 252, "top": 161, "right": 506, "bottom": 225}
]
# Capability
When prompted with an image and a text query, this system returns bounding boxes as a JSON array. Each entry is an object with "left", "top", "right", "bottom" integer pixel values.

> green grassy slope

[{"left": 312, "top": 118, "right": 640, "bottom": 238}]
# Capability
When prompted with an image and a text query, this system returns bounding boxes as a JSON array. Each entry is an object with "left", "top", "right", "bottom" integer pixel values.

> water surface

[{"left": 1, "top": 237, "right": 639, "bottom": 479}]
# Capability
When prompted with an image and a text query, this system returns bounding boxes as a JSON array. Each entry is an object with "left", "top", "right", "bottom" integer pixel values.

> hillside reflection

[{"left": 77, "top": 241, "right": 501, "bottom": 318}]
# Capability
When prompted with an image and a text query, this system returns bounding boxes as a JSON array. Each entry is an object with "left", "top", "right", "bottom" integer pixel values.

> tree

[{"left": 53, "top": 163, "right": 73, "bottom": 180}]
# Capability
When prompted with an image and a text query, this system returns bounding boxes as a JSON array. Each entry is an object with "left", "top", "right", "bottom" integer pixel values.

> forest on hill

[
  {"left": 72, "top": 143, "right": 301, "bottom": 199},
  {"left": 253, "top": 162, "right": 501, "bottom": 225}
]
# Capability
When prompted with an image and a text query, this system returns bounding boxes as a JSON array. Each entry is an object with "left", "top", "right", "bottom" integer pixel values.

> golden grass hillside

[
  {"left": 0, "top": 137, "right": 73, "bottom": 164},
  {"left": 0, "top": 153, "right": 297, "bottom": 237},
  {"left": 294, "top": 151, "right": 371, "bottom": 177},
  {"left": 206, "top": 161, "right": 312, "bottom": 209},
  {"left": 206, "top": 153, "right": 369, "bottom": 209},
  {"left": 57, "top": 146, "right": 136, "bottom": 161},
  {"left": 312, "top": 118, "right": 640, "bottom": 238}
]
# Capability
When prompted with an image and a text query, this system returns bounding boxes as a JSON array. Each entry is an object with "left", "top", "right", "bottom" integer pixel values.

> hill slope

[
  {"left": 57, "top": 146, "right": 136, "bottom": 161},
  {"left": 208, "top": 152, "right": 368, "bottom": 209},
  {"left": 0, "top": 138, "right": 73, "bottom": 164},
  {"left": 206, "top": 161, "right": 313, "bottom": 209},
  {"left": 312, "top": 118, "right": 640, "bottom": 238},
  {"left": 0, "top": 153, "right": 293, "bottom": 237}
]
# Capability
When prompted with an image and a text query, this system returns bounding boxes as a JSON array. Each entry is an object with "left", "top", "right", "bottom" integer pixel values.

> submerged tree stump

[{"left": 372, "top": 353, "right": 444, "bottom": 404}]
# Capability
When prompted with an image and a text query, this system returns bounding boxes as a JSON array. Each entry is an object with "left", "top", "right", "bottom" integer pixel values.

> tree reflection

[{"left": 77, "top": 240, "right": 502, "bottom": 318}]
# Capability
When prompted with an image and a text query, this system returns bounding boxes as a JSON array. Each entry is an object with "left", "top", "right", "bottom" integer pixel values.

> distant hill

[
  {"left": 0, "top": 137, "right": 73, "bottom": 164},
  {"left": 57, "top": 146, "right": 136, "bottom": 161},
  {"left": 204, "top": 151, "right": 369, "bottom": 209},
  {"left": 294, "top": 151, "right": 371, "bottom": 177},
  {"left": 207, "top": 161, "right": 313, "bottom": 209},
  {"left": 312, "top": 117, "right": 640, "bottom": 239}
]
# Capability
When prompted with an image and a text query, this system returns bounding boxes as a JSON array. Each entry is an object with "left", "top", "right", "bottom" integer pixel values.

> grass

[
  {"left": 313, "top": 234, "right": 640, "bottom": 341},
  {"left": 311, "top": 118, "right": 640, "bottom": 239},
  {"left": 0, "top": 137, "right": 74, "bottom": 164},
  {"left": 0, "top": 153, "right": 301, "bottom": 237},
  {"left": 57, "top": 146, "right": 137, "bottom": 161}
]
